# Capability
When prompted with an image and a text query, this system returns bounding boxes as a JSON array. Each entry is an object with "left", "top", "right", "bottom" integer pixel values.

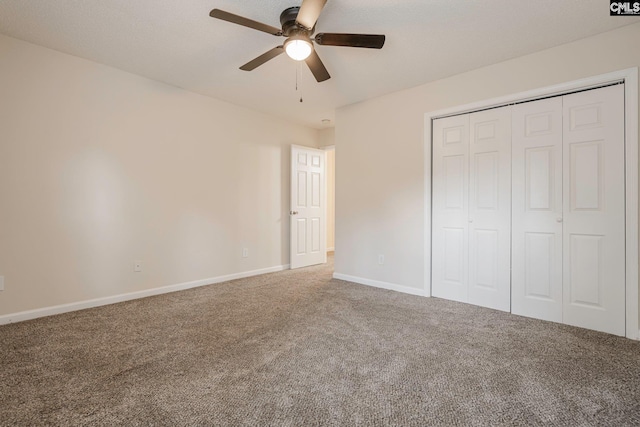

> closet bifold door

[
  {"left": 562, "top": 84, "right": 625, "bottom": 336},
  {"left": 432, "top": 106, "right": 512, "bottom": 312},
  {"left": 432, "top": 114, "right": 469, "bottom": 303},
  {"left": 511, "top": 98, "right": 563, "bottom": 322},
  {"left": 467, "top": 106, "right": 512, "bottom": 312}
]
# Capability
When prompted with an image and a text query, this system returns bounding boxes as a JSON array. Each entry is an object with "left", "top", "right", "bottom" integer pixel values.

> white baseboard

[
  {"left": 333, "top": 272, "right": 428, "bottom": 297},
  {"left": 0, "top": 264, "right": 290, "bottom": 326}
]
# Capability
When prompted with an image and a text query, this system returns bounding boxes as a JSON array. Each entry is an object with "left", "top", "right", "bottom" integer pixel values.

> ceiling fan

[{"left": 210, "top": 0, "right": 386, "bottom": 82}]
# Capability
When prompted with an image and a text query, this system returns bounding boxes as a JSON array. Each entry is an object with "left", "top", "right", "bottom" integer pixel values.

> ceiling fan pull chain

[{"left": 297, "top": 62, "right": 303, "bottom": 103}]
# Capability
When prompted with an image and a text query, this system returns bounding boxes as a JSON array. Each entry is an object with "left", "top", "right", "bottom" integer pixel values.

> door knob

[
  {"left": 468, "top": 218, "right": 473, "bottom": 223},
  {"left": 556, "top": 217, "right": 563, "bottom": 223},
  {"left": 290, "top": 211, "right": 299, "bottom": 215}
]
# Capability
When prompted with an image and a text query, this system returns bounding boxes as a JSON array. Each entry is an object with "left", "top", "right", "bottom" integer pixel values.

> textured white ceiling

[{"left": 0, "top": 1, "right": 638, "bottom": 128}]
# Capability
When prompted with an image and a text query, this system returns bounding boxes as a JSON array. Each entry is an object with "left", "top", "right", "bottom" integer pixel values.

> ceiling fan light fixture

[{"left": 284, "top": 37, "right": 313, "bottom": 61}]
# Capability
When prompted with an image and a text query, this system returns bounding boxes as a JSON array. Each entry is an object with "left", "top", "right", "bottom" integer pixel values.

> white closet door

[
  {"left": 511, "top": 98, "right": 563, "bottom": 322},
  {"left": 468, "top": 106, "right": 512, "bottom": 312},
  {"left": 562, "top": 84, "right": 625, "bottom": 336},
  {"left": 432, "top": 114, "right": 469, "bottom": 303}
]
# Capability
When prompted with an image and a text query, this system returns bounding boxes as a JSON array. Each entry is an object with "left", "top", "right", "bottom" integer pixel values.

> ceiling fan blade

[
  {"left": 305, "top": 50, "right": 331, "bottom": 82},
  {"left": 210, "top": 9, "right": 282, "bottom": 36},
  {"left": 240, "top": 46, "right": 285, "bottom": 71},
  {"left": 296, "top": 0, "right": 327, "bottom": 31},
  {"left": 315, "top": 33, "right": 386, "bottom": 49}
]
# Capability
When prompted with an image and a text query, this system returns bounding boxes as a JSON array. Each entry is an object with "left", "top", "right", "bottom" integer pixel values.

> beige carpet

[{"left": 1, "top": 256, "right": 639, "bottom": 426}]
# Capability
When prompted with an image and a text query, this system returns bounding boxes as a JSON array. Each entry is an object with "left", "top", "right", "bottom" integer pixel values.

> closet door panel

[
  {"left": 432, "top": 114, "right": 469, "bottom": 302},
  {"left": 468, "top": 106, "right": 512, "bottom": 312},
  {"left": 562, "top": 84, "right": 625, "bottom": 336},
  {"left": 511, "top": 98, "right": 563, "bottom": 322}
]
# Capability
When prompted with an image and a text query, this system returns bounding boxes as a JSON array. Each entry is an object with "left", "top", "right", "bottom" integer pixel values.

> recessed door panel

[
  {"left": 297, "top": 171, "right": 307, "bottom": 208},
  {"left": 296, "top": 219, "right": 307, "bottom": 255},
  {"left": 570, "top": 141, "right": 602, "bottom": 212},
  {"left": 526, "top": 147, "right": 554, "bottom": 211},
  {"left": 475, "top": 121, "right": 497, "bottom": 141},
  {"left": 474, "top": 152, "right": 499, "bottom": 211},
  {"left": 443, "top": 126, "right": 465, "bottom": 146},
  {"left": 443, "top": 227, "right": 465, "bottom": 284},
  {"left": 569, "top": 103, "right": 603, "bottom": 131},
  {"left": 444, "top": 155, "right": 465, "bottom": 210},
  {"left": 525, "top": 112, "right": 553, "bottom": 137},
  {"left": 311, "top": 172, "right": 321, "bottom": 208},
  {"left": 473, "top": 229, "right": 498, "bottom": 290},
  {"left": 311, "top": 218, "right": 320, "bottom": 253},
  {"left": 569, "top": 234, "right": 603, "bottom": 308},
  {"left": 524, "top": 232, "right": 555, "bottom": 300}
]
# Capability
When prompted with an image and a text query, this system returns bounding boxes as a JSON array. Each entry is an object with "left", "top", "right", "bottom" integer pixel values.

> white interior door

[
  {"left": 290, "top": 145, "right": 326, "bottom": 269},
  {"left": 467, "top": 106, "right": 512, "bottom": 312},
  {"left": 511, "top": 97, "right": 563, "bottom": 322},
  {"left": 562, "top": 84, "right": 625, "bottom": 336},
  {"left": 432, "top": 114, "right": 470, "bottom": 303}
]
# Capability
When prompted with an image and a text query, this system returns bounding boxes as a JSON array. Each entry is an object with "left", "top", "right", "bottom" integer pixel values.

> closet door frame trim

[{"left": 424, "top": 67, "right": 639, "bottom": 340}]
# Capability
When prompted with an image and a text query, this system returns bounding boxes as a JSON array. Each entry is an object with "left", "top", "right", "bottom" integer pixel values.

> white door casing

[
  {"left": 468, "top": 106, "right": 512, "bottom": 312},
  {"left": 562, "top": 85, "right": 626, "bottom": 336},
  {"left": 290, "top": 145, "right": 326, "bottom": 269},
  {"left": 432, "top": 114, "right": 470, "bottom": 303},
  {"left": 512, "top": 97, "right": 564, "bottom": 322}
]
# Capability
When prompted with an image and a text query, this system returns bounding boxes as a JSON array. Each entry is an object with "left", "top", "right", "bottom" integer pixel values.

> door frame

[{"left": 424, "top": 67, "right": 639, "bottom": 340}]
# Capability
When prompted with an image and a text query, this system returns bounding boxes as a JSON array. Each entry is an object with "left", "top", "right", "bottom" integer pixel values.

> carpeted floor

[{"left": 1, "top": 256, "right": 639, "bottom": 426}]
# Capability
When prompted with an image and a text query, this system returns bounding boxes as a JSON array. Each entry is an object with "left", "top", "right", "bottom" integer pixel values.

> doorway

[{"left": 325, "top": 146, "right": 335, "bottom": 254}]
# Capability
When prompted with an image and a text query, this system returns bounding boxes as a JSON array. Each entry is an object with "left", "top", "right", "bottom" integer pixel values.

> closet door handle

[{"left": 556, "top": 217, "right": 563, "bottom": 223}]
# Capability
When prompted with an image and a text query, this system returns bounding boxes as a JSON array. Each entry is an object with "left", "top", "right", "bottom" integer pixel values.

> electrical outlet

[
  {"left": 134, "top": 261, "right": 142, "bottom": 272},
  {"left": 378, "top": 254, "right": 385, "bottom": 265},
  {"left": 242, "top": 248, "right": 249, "bottom": 258},
  {"left": 0, "top": 276, "right": 4, "bottom": 291}
]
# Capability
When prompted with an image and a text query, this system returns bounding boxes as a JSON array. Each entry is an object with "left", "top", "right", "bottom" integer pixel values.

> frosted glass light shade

[{"left": 284, "top": 39, "right": 313, "bottom": 61}]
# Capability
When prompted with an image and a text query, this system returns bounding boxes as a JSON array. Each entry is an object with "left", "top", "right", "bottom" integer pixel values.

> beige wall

[
  {"left": 335, "top": 23, "right": 640, "bottom": 316},
  {"left": 318, "top": 127, "right": 335, "bottom": 148},
  {"left": 0, "top": 34, "right": 319, "bottom": 316}
]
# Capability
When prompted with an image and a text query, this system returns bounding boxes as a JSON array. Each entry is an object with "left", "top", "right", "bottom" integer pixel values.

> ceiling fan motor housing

[{"left": 280, "top": 7, "right": 312, "bottom": 37}]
